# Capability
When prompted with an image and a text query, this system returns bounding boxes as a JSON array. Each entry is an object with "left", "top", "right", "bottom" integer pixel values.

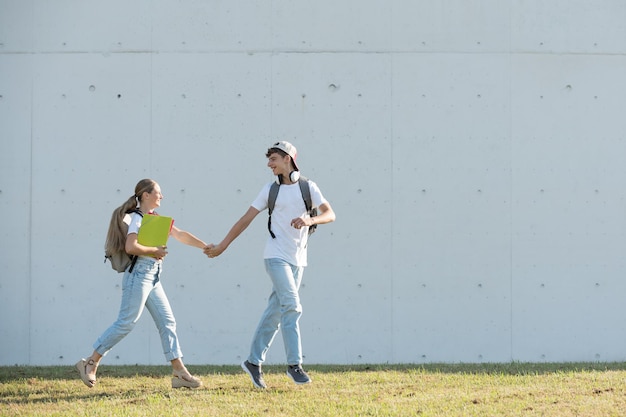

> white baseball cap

[{"left": 270, "top": 141, "right": 299, "bottom": 171}]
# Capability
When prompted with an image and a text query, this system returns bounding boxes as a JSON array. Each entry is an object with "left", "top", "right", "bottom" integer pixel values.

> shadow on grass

[{"left": 3, "top": 362, "right": 626, "bottom": 383}]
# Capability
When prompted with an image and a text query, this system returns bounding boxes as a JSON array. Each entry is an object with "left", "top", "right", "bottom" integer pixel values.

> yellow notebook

[{"left": 137, "top": 215, "right": 174, "bottom": 247}]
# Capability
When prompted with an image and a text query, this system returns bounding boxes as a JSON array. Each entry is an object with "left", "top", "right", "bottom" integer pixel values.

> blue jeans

[
  {"left": 93, "top": 257, "right": 183, "bottom": 362},
  {"left": 248, "top": 258, "right": 304, "bottom": 366}
]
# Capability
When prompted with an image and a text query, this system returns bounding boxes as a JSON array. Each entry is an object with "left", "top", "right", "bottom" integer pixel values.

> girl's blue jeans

[{"left": 93, "top": 257, "right": 183, "bottom": 362}]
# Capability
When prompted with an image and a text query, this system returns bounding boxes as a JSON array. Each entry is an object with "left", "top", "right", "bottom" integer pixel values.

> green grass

[{"left": 2, "top": 363, "right": 626, "bottom": 416}]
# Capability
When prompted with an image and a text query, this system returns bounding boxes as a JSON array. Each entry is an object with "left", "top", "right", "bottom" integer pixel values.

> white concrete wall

[{"left": 1, "top": 0, "right": 625, "bottom": 366}]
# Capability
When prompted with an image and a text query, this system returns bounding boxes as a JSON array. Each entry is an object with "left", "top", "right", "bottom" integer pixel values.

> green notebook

[{"left": 137, "top": 215, "right": 174, "bottom": 247}]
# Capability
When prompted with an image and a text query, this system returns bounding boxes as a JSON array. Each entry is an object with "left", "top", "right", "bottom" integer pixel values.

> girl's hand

[{"left": 154, "top": 245, "right": 168, "bottom": 260}]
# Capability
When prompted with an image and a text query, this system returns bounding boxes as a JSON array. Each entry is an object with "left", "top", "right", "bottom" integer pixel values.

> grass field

[{"left": 2, "top": 363, "right": 626, "bottom": 416}]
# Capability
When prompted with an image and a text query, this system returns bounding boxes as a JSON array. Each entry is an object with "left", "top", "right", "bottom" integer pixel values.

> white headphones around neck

[{"left": 276, "top": 171, "right": 300, "bottom": 184}]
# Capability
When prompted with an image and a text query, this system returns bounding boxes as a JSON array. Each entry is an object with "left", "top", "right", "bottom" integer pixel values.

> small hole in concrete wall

[{"left": 89, "top": 85, "right": 96, "bottom": 92}]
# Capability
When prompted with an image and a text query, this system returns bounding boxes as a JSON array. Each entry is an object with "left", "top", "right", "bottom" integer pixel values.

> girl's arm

[
  {"left": 125, "top": 233, "right": 168, "bottom": 259},
  {"left": 170, "top": 225, "right": 207, "bottom": 249}
]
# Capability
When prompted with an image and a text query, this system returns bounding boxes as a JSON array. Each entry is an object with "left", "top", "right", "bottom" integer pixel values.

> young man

[{"left": 204, "top": 141, "right": 335, "bottom": 388}]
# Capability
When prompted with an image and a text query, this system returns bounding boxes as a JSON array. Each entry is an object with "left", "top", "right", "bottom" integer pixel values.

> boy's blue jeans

[
  {"left": 93, "top": 257, "right": 183, "bottom": 361},
  {"left": 248, "top": 258, "right": 304, "bottom": 366}
]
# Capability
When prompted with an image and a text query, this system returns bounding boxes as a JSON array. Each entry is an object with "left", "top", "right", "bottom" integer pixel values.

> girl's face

[
  {"left": 142, "top": 183, "right": 163, "bottom": 211},
  {"left": 267, "top": 153, "right": 293, "bottom": 177}
]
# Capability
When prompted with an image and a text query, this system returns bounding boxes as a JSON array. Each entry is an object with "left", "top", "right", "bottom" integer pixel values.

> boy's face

[{"left": 267, "top": 152, "right": 293, "bottom": 177}]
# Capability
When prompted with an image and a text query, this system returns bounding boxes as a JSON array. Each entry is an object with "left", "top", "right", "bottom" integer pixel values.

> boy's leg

[
  {"left": 248, "top": 289, "right": 281, "bottom": 365},
  {"left": 265, "top": 258, "right": 304, "bottom": 366}
]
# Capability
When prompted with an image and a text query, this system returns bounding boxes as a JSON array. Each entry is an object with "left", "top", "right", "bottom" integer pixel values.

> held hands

[{"left": 204, "top": 243, "right": 224, "bottom": 259}]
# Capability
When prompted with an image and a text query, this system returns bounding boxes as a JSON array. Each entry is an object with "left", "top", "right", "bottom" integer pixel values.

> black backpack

[{"left": 267, "top": 176, "right": 317, "bottom": 239}]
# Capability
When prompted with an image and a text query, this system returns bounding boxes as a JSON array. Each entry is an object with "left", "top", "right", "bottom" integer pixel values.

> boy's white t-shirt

[{"left": 251, "top": 179, "right": 327, "bottom": 267}]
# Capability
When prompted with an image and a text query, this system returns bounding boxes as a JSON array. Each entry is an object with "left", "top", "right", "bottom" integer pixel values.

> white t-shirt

[
  {"left": 127, "top": 212, "right": 143, "bottom": 235},
  {"left": 251, "top": 179, "right": 327, "bottom": 267}
]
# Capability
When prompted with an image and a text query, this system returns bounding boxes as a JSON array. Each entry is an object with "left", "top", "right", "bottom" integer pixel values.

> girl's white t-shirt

[
  {"left": 127, "top": 212, "right": 143, "bottom": 235},
  {"left": 251, "top": 180, "right": 327, "bottom": 267}
]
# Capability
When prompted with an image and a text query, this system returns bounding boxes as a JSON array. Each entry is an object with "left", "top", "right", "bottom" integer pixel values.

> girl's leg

[
  {"left": 144, "top": 279, "right": 182, "bottom": 361},
  {"left": 78, "top": 261, "right": 157, "bottom": 387},
  {"left": 75, "top": 350, "right": 102, "bottom": 388},
  {"left": 85, "top": 351, "right": 103, "bottom": 380},
  {"left": 92, "top": 264, "right": 156, "bottom": 355},
  {"left": 144, "top": 276, "right": 202, "bottom": 388},
  {"left": 170, "top": 357, "right": 201, "bottom": 388}
]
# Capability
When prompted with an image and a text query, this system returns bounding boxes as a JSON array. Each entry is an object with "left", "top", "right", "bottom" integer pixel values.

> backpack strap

[
  {"left": 267, "top": 182, "right": 280, "bottom": 238},
  {"left": 126, "top": 209, "right": 144, "bottom": 273},
  {"left": 298, "top": 177, "right": 312, "bottom": 213},
  {"left": 298, "top": 177, "right": 317, "bottom": 235}
]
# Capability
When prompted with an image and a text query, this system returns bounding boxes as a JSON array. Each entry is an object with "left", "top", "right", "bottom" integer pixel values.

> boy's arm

[
  {"left": 205, "top": 206, "right": 260, "bottom": 258},
  {"left": 293, "top": 201, "right": 336, "bottom": 229},
  {"left": 312, "top": 202, "right": 336, "bottom": 225}
]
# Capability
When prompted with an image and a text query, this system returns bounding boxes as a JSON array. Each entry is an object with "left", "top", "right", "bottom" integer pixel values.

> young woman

[{"left": 77, "top": 179, "right": 205, "bottom": 389}]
